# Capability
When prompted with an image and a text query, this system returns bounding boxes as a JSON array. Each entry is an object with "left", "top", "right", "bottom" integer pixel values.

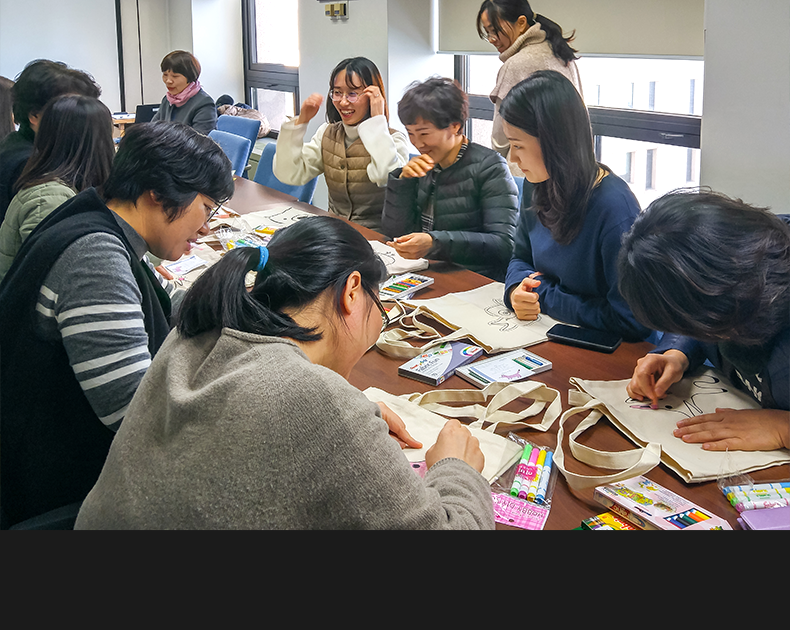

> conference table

[{"left": 228, "top": 176, "right": 790, "bottom": 530}]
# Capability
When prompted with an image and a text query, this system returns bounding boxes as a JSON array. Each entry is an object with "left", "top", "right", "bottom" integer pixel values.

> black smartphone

[{"left": 546, "top": 324, "right": 622, "bottom": 353}]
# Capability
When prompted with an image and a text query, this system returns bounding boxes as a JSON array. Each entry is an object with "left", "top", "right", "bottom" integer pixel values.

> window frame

[
  {"left": 241, "top": 0, "right": 301, "bottom": 137},
  {"left": 454, "top": 54, "right": 702, "bottom": 151}
]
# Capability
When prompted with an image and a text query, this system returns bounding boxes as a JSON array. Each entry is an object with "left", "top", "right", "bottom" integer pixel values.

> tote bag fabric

[
  {"left": 364, "top": 385, "right": 543, "bottom": 484},
  {"left": 553, "top": 367, "right": 790, "bottom": 490},
  {"left": 377, "top": 282, "right": 562, "bottom": 359}
]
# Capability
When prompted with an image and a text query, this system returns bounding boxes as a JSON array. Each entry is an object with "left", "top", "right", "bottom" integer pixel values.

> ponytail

[
  {"left": 534, "top": 13, "right": 579, "bottom": 66},
  {"left": 177, "top": 215, "right": 388, "bottom": 340}
]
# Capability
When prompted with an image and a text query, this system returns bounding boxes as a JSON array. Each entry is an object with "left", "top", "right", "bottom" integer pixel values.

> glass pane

[
  {"left": 255, "top": 0, "right": 300, "bottom": 67},
  {"left": 577, "top": 57, "right": 704, "bottom": 115},
  {"left": 255, "top": 88, "right": 295, "bottom": 132},
  {"left": 470, "top": 117, "right": 493, "bottom": 149},
  {"left": 468, "top": 54, "right": 501, "bottom": 96},
  {"left": 597, "top": 136, "right": 700, "bottom": 209}
]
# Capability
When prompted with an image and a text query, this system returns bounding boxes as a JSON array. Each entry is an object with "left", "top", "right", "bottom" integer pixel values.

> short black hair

[
  {"left": 160, "top": 50, "right": 201, "bottom": 84},
  {"left": 103, "top": 121, "right": 234, "bottom": 221},
  {"left": 618, "top": 188, "right": 790, "bottom": 346},
  {"left": 397, "top": 77, "right": 468, "bottom": 130},
  {"left": 11, "top": 59, "right": 101, "bottom": 133}
]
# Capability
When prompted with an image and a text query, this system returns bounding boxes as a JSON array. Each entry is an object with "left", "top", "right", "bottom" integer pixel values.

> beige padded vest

[{"left": 321, "top": 122, "right": 388, "bottom": 230}]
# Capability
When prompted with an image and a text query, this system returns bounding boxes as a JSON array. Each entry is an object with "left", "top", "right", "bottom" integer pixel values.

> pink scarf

[{"left": 166, "top": 80, "right": 202, "bottom": 107}]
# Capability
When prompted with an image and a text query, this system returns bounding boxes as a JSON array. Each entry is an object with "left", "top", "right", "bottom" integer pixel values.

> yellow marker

[{"left": 527, "top": 449, "right": 546, "bottom": 501}]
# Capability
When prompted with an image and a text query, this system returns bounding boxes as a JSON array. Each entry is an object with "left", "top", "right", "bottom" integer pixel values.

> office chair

[
  {"left": 7, "top": 501, "right": 83, "bottom": 530},
  {"left": 216, "top": 115, "right": 261, "bottom": 179},
  {"left": 253, "top": 142, "right": 318, "bottom": 204},
  {"left": 208, "top": 129, "right": 251, "bottom": 178}
]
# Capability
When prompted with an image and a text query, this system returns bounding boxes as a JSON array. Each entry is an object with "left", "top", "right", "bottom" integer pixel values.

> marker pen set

[
  {"left": 508, "top": 442, "right": 555, "bottom": 506},
  {"left": 721, "top": 482, "right": 790, "bottom": 512}
]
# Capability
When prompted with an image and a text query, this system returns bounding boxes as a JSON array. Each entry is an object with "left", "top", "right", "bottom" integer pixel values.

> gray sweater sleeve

[
  {"left": 35, "top": 232, "right": 152, "bottom": 430},
  {"left": 290, "top": 378, "right": 495, "bottom": 530}
]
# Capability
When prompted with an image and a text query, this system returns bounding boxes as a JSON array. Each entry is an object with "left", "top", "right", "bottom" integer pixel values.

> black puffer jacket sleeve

[{"left": 381, "top": 143, "right": 518, "bottom": 282}]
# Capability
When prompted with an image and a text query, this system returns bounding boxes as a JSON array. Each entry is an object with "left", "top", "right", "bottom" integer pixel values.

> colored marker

[
  {"left": 517, "top": 446, "right": 541, "bottom": 499},
  {"left": 467, "top": 366, "right": 492, "bottom": 385},
  {"left": 520, "top": 353, "right": 544, "bottom": 367},
  {"left": 734, "top": 497, "right": 790, "bottom": 512},
  {"left": 534, "top": 450, "right": 553, "bottom": 504},
  {"left": 509, "top": 444, "right": 533, "bottom": 497},
  {"left": 526, "top": 449, "right": 546, "bottom": 501}
]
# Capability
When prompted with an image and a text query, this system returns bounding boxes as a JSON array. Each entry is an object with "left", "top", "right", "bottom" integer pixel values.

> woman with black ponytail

[
  {"left": 477, "top": 0, "right": 582, "bottom": 175},
  {"left": 76, "top": 216, "right": 494, "bottom": 530}
]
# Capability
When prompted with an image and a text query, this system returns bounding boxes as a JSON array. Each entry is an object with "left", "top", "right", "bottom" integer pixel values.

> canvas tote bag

[
  {"left": 363, "top": 381, "right": 560, "bottom": 483},
  {"left": 553, "top": 367, "right": 790, "bottom": 490},
  {"left": 377, "top": 282, "right": 562, "bottom": 359}
]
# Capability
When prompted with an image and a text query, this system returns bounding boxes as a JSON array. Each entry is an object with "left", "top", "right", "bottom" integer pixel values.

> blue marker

[{"left": 534, "top": 450, "right": 553, "bottom": 504}]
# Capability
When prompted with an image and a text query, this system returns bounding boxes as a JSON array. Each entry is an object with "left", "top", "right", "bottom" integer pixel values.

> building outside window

[{"left": 242, "top": 0, "right": 300, "bottom": 135}]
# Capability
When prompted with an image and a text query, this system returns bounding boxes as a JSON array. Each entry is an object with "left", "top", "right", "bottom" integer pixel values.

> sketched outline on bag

[
  {"left": 485, "top": 298, "right": 545, "bottom": 332},
  {"left": 625, "top": 374, "right": 729, "bottom": 419}
]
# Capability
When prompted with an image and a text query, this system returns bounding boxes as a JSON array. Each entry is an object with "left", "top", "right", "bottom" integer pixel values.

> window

[
  {"left": 242, "top": 0, "right": 300, "bottom": 135},
  {"left": 456, "top": 54, "right": 703, "bottom": 207}
]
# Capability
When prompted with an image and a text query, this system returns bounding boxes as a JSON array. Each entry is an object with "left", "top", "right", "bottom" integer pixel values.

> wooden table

[{"left": 229, "top": 177, "right": 790, "bottom": 530}]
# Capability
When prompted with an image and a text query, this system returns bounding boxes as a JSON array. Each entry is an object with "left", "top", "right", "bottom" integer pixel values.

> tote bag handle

[{"left": 553, "top": 391, "right": 662, "bottom": 491}]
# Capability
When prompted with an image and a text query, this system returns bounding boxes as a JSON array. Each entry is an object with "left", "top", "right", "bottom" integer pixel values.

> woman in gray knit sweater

[{"left": 76, "top": 216, "right": 494, "bottom": 530}]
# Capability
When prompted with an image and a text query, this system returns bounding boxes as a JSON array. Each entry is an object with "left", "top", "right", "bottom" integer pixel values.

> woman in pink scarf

[{"left": 150, "top": 51, "right": 217, "bottom": 135}]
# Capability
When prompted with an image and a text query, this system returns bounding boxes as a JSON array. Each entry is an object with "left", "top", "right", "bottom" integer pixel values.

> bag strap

[
  {"left": 553, "top": 392, "right": 662, "bottom": 491},
  {"left": 401, "top": 380, "right": 562, "bottom": 433},
  {"left": 376, "top": 306, "right": 475, "bottom": 359}
]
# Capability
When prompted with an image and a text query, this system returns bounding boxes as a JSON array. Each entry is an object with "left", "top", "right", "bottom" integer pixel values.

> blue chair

[
  {"left": 253, "top": 142, "right": 318, "bottom": 204},
  {"left": 208, "top": 129, "right": 251, "bottom": 178},
  {"left": 216, "top": 115, "right": 261, "bottom": 178}
]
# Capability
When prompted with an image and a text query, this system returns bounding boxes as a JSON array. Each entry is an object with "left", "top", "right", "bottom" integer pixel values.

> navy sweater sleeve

[{"left": 504, "top": 176, "right": 653, "bottom": 342}]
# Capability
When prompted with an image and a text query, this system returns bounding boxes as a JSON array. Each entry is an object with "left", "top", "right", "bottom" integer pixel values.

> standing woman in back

[
  {"left": 0, "top": 94, "right": 115, "bottom": 281},
  {"left": 273, "top": 57, "right": 410, "bottom": 231},
  {"left": 151, "top": 50, "right": 217, "bottom": 135},
  {"left": 478, "top": 0, "right": 582, "bottom": 175}
]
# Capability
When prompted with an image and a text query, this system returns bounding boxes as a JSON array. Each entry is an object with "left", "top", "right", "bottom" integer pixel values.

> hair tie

[{"left": 256, "top": 246, "right": 269, "bottom": 272}]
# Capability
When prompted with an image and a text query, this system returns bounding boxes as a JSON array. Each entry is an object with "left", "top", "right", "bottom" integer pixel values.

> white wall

[
  {"left": 297, "top": 0, "right": 453, "bottom": 208},
  {"left": 700, "top": 0, "right": 790, "bottom": 213},
  {"left": 0, "top": 0, "right": 122, "bottom": 112},
  {"left": 191, "top": 0, "right": 244, "bottom": 104}
]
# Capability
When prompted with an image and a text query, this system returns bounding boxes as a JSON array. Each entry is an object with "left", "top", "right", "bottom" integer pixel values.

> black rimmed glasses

[
  {"left": 206, "top": 202, "right": 223, "bottom": 224},
  {"left": 372, "top": 293, "right": 390, "bottom": 332}
]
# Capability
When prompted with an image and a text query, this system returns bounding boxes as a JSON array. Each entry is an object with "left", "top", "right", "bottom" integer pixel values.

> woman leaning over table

[
  {"left": 501, "top": 70, "right": 654, "bottom": 343},
  {"left": 150, "top": 50, "right": 217, "bottom": 135},
  {"left": 619, "top": 189, "right": 790, "bottom": 453},
  {"left": 0, "top": 121, "right": 234, "bottom": 529},
  {"left": 75, "top": 215, "right": 494, "bottom": 530},
  {"left": 477, "top": 0, "right": 582, "bottom": 174}
]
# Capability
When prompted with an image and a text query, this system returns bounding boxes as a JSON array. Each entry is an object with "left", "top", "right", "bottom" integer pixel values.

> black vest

[{"left": 0, "top": 189, "right": 171, "bottom": 528}]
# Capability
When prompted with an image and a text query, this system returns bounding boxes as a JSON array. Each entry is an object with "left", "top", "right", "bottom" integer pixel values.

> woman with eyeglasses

[
  {"left": 273, "top": 57, "right": 410, "bottom": 231},
  {"left": 0, "top": 121, "right": 234, "bottom": 529},
  {"left": 477, "top": 0, "right": 582, "bottom": 176},
  {"left": 75, "top": 215, "right": 494, "bottom": 530}
]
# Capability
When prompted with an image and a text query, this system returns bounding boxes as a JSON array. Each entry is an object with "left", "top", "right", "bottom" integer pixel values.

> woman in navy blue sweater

[{"left": 500, "top": 70, "right": 654, "bottom": 342}]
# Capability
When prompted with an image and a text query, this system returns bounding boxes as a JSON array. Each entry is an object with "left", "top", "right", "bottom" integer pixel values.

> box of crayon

[
  {"left": 455, "top": 349, "right": 551, "bottom": 388},
  {"left": 379, "top": 273, "right": 434, "bottom": 300},
  {"left": 593, "top": 475, "right": 733, "bottom": 530},
  {"left": 581, "top": 512, "right": 640, "bottom": 531},
  {"left": 398, "top": 341, "right": 484, "bottom": 386}
]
